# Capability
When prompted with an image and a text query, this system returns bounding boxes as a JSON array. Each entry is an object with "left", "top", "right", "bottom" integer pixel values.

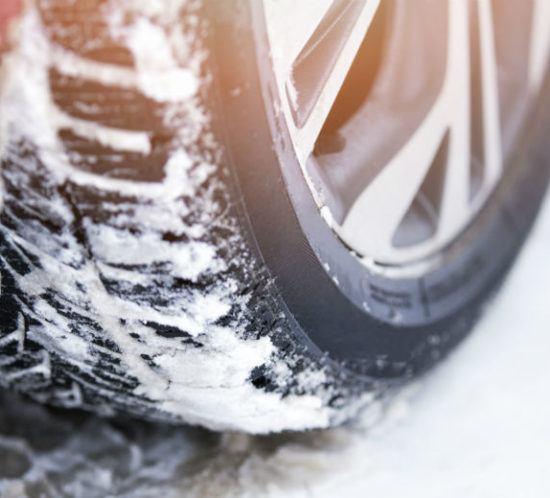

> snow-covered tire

[{"left": 0, "top": 0, "right": 549, "bottom": 433}]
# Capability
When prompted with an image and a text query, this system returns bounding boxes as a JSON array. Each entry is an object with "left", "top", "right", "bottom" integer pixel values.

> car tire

[{"left": 0, "top": 0, "right": 549, "bottom": 433}]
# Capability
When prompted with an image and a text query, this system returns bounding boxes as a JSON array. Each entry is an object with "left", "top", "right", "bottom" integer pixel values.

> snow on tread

[{"left": 0, "top": 0, "right": 374, "bottom": 432}]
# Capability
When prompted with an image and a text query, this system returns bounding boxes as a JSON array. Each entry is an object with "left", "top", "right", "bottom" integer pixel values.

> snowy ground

[{"left": 1, "top": 190, "right": 550, "bottom": 497}]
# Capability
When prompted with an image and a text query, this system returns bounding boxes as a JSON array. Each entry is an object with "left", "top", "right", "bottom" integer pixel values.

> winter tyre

[{"left": 1, "top": 0, "right": 549, "bottom": 432}]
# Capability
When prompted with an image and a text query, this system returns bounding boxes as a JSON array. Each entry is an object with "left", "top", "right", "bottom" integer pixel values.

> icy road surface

[{"left": 1, "top": 190, "right": 550, "bottom": 497}]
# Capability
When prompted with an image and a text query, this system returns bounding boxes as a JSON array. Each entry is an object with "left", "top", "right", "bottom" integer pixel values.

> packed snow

[{"left": 1, "top": 182, "right": 549, "bottom": 498}]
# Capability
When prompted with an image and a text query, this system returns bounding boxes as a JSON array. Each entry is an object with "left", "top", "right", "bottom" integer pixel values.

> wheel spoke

[
  {"left": 478, "top": 0, "right": 502, "bottom": 188},
  {"left": 310, "top": 0, "right": 449, "bottom": 225},
  {"left": 437, "top": 0, "right": 471, "bottom": 240},
  {"left": 340, "top": 0, "right": 472, "bottom": 259},
  {"left": 529, "top": 0, "right": 550, "bottom": 91},
  {"left": 261, "top": 0, "right": 334, "bottom": 85},
  {"left": 291, "top": 0, "right": 381, "bottom": 163},
  {"left": 339, "top": 103, "right": 448, "bottom": 258}
]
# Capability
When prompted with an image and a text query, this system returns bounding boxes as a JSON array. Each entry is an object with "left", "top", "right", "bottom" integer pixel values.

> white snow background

[{"left": 1, "top": 185, "right": 550, "bottom": 497}]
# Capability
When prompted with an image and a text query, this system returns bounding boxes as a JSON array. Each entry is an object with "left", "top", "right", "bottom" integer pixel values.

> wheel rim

[{"left": 260, "top": 0, "right": 550, "bottom": 266}]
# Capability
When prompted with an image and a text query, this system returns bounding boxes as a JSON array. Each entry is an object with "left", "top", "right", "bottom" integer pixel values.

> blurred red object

[{"left": 0, "top": 0, "right": 20, "bottom": 54}]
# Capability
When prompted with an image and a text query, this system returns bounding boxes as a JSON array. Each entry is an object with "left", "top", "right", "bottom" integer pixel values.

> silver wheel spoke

[
  {"left": 285, "top": 0, "right": 381, "bottom": 163},
  {"left": 341, "top": 1, "right": 473, "bottom": 260},
  {"left": 310, "top": 0, "right": 449, "bottom": 227},
  {"left": 340, "top": 104, "right": 448, "bottom": 258},
  {"left": 478, "top": 0, "right": 503, "bottom": 188},
  {"left": 261, "top": 0, "right": 334, "bottom": 86},
  {"left": 435, "top": 1, "right": 471, "bottom": 242}
]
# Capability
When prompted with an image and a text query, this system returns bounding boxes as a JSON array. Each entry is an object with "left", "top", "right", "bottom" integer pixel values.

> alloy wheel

[{"left": 260, "top": 0, "right": 550, "bottom": 266}]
